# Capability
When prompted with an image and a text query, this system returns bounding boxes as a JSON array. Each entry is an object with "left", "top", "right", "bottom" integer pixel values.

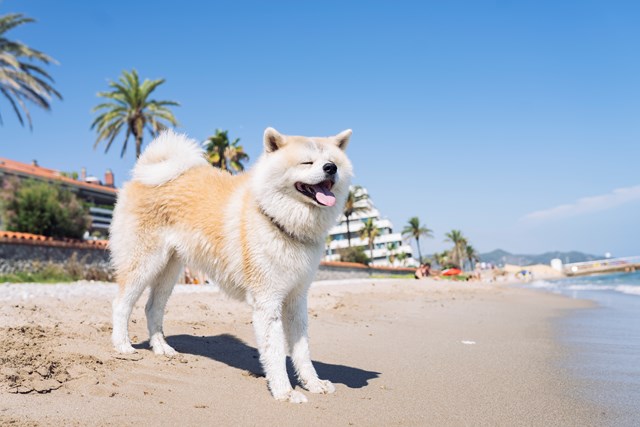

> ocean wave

[
  {"left": 529, "top": 280, "right": 558, "bottom": 290},
  {"left": 566, "top": 284, "right": 615, "bottom": 291},
  {"left": 528, "top": 278, "right": 640, "bottom": 298},
  {"left": 615, "top": 285, "right": 640, "bottom": 296}
]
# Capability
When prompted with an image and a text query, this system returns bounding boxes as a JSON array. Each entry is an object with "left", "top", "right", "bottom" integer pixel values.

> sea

[{"left": 527, "top": 271, "right": 640, "bottom": 423}]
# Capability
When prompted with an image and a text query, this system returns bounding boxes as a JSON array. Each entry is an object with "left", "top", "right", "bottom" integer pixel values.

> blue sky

[{"left": 2, "top": 0, "right": 639, "bottom": 257}]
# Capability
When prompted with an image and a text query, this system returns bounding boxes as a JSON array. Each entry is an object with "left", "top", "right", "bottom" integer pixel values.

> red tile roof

[
  {"left": 0, "top": 157, "right": 117, "bottom": 194},
  {"left": 0, "top": 230, "right": 108, "bottom": 249},
  {"left": 320, "top": 260, "right": 416, "bottom": 273}
]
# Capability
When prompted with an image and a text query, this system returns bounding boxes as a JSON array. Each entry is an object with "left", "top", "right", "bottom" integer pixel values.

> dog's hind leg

[
  {"left": 283, "top": 286, "right": 335, "bottom": 394},
  {"left": 145, "top": 255, "right": 183, "bottom": 356},
  {"left": 112, "top": 251, "right": 169, "bottom": 354},
  {"left": 112, "top": 279, "right": 149, "bottom": 354},
  {"left": 251, "top": 295, "right": 308, "bottom": 403}
]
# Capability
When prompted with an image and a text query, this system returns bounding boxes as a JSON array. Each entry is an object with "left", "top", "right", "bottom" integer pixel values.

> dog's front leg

[
  {"left": 252, "top": 298, "right": 308, "bottom": 403},
  {"left": 283, "top": 286, "right": 336, "bottom": 395}
]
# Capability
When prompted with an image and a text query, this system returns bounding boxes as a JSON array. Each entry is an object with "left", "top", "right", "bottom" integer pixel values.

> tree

[
  {"left": 401, "top": 216, "right": 433, "bottom": 263},
  {"left": 359, "top": 218, "right": 380, "bottom": 263},
  {"left": 0, "top": 13, "right": 61, "bottom": 128},
  {"left": 444, "top": 230, "right": 467, "bottom": 269},
  {"left": 91, "top": 69, "right": 179, "bottom": 159},
  {"left": 343, "top": 185, "right": 369, "bottom": 247},
  {"left": 386, "top": 242, "right": 398, "bottom": 265},
  {"left": 3, "top": 179, "right": 90, "bottom": 239},
  {"left": 338, "top": 246, "right": 369, "bottom": 265},
  {"left": 203, "top": 129, "right": 249, "bottom": 173},
  {"left": 396, "top": 251, "right": 409, "bottom": 266},
  {"left": 433, "top": 251, "right": 443, "bottom": 268},
  {"left": 466, "top": 244, "right": 479, "bottom": 271}
]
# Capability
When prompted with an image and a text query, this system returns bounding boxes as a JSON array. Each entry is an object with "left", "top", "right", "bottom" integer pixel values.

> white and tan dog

[{"left": 109, "top": 127, "right": 353, "bottom": 403}]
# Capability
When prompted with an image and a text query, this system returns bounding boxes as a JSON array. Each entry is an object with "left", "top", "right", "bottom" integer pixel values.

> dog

[{"left": 109, "top": 127, "right": 353, "bottom": 403}]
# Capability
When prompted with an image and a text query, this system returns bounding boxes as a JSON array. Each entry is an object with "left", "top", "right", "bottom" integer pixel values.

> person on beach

[{"left": 415, "top": 263, "right": 431, "bottom": 279}]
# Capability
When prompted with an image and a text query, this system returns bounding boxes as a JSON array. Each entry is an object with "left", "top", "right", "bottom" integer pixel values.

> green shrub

[
  {"left": 3, "top": 179, "right": 90, "bottom": 239},
  {"left": 338, "top": 246, "right": 370, "bottom": 265}
]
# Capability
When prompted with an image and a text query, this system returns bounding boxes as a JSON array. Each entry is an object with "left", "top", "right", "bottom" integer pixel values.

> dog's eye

[{"left": 300, "top": 161, "right": 313, "bottom": 165}]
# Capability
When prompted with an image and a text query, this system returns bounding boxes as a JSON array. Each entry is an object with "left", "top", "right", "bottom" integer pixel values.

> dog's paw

[
  {"left": 304, "top": 378, "right": 336, "bottom": 394},
  {"left": 274, "top": 389, "right": 308, "bottom": 404},
  {"left": 150, "top": 337, "right": 177, "bottom": 357},
  {"left": 113, "top": 342, "right": 136, "bottom": 354}
]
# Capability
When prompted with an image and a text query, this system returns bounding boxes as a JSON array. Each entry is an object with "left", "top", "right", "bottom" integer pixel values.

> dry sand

[{"left": 0, "top": 279, "right": 612, "bottom": 426}]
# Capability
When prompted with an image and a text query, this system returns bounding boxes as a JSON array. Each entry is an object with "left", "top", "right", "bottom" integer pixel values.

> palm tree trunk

[
  {"left": 135, "top": 134, "right": 143, "bottom": 159},
  {"left": 369, "top": 240, "right": 374, "bottom": 263},
  {"left": 346, "top": 216, "right": 352, "bottom": 247},
  {"left": 415, "top": 237, "right": 422, "bottom": 263}
]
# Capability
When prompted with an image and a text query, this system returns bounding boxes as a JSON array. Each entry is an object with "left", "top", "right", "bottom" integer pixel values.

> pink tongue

[{"left": 312, "top": 183, "right": 336, "bottom": 206}]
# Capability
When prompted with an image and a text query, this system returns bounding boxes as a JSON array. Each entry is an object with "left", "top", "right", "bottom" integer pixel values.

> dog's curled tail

[{"left": 132, "top": 130, "right": 208, "bottom": 186}]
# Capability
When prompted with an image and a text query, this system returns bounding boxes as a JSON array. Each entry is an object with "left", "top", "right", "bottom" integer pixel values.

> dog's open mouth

[{"left": 295, "top": 180, "right": 336, "bottom": 207}]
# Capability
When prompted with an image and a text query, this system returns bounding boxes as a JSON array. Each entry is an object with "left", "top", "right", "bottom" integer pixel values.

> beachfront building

[
  {"left": 0, "top": 157, "right": 117, "bottom": 237},
  {"left": 324, "top": 188, "right": 416, "bottom": 267}
]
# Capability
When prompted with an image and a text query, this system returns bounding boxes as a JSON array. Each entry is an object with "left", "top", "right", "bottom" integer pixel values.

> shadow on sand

[{"left": 157, "top": 333, "right": 380, "bottom": 389}]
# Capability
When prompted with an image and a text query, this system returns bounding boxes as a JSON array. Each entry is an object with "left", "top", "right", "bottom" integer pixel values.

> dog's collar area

[{"left": 257, "top": 205, "right": 314, "bottom": 245}]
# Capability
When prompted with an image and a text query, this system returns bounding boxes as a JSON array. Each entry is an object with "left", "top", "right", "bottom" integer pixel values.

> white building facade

[{"left": 324, "top": 189, "right": 416, "bottom": 267}]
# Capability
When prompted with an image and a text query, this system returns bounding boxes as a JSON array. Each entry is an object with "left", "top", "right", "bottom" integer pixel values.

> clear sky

[{"left": 2, "top": 0, "right": 639, "bottom": 257}]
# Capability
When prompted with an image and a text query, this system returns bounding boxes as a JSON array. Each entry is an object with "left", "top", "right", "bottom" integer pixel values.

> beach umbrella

[{"left": 442, "top": 268, "right": 462, "bottom": 276}]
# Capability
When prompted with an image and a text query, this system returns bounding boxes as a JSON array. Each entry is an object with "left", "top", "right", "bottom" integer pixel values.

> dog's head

[{"left": 251, "top": 127, "right": 354, "bottom": 239}]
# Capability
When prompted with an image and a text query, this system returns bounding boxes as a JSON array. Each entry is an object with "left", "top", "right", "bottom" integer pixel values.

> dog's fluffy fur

[{"left": 110, "top": 127, "right": 353, "bottom": 403}]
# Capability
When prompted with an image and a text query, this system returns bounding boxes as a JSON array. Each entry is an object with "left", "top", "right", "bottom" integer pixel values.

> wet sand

[{"left": 0, "top": 279, "right": 614, "bottom": 426}]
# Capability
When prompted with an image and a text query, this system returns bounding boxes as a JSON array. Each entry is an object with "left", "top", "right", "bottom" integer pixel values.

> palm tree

[
  {"left": 396, "top": 251, "right": 408, "bottom": 267},
  {"left": 343, "top": 185, "right": 369, "bottom": 247},
  {"left": 386, "top": 242, "right": 398, "bottom": 265},
  {"left": 401, "top": 216, "right": 433, "bottom": 263},
  {"left": 91, "top": 69, "right": 179, "bottom": 158},
  {"left": 203, "top": 129, "right": 249, "bottom": 173},
  {"left": 444, "top": 230, "right": 467, "bottom": 269},
  {"left": 359, "top": 218, "right": 380, "bottom": 262},
  {"left": 465, "top": 244, "right": 479, "bottom": 271},
  {"left": 433, "top": 251, "right": 449, "bottom": 269},
  {"left": 0, "top": 13, "right": 61, "bottom": 128}
]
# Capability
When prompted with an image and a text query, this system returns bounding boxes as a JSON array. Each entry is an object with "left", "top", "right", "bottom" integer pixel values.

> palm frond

[
  {"left": 0, "top": 87, "right": 24, "bottom": 126},
  {"left": 0, "top": 13, "right": 60, "bottom": 128},
  {"left": 91, "top": 68, "right": 179, "bottom": 158}
]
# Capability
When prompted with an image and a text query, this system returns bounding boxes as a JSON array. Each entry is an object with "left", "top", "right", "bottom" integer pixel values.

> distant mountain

[{"left": 479, "top": 249, "right": 600, "bottom": 266}]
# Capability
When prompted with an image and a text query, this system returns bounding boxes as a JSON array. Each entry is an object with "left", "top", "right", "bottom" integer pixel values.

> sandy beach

[{"left": 0, "top": 279, "right": 615, "bottom": 426}]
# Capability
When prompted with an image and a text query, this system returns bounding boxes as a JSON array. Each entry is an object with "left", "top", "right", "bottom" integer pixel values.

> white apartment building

[{"left": 324, "top": 189, "right": 416, "bottom": 267}]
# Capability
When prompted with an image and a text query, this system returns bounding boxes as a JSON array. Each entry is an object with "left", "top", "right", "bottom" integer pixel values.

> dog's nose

[{"left": 323, "top": 162, "right": 337, "bottom": 175}]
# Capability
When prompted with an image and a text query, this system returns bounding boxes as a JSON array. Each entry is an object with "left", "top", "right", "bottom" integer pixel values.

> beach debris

[
  {"left": 113, "top": 353, "right": 143, "bottom": 361},
  {"left": 461, "top": 340, "right": 476, "bottom": 345}
]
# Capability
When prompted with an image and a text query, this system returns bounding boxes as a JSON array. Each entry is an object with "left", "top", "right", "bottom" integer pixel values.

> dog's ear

[
  {"left": 264, "top": 127, "right": 286, "bottom": 153},
  {"left": 333, "top": 129, "right": 352, "bottom": 151}
]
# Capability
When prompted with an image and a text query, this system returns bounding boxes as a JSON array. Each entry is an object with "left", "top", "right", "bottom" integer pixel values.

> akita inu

[{"left": 110, "top": 127, "right": 353, "bottom": 402}]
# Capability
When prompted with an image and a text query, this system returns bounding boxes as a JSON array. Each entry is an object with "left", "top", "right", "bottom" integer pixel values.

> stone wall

[
  {"left": 0, "top": 236, "right": 415, "bottom": 282},
  {"left": 315, "top": 261, "right": 416, "bottom": 281},
  {"left": 0, "top": 238, "right": 111, "bottom": 278}
]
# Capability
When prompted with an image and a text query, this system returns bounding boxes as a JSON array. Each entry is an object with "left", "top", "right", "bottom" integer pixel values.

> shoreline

[
  {"left": 0, "top": 279, "right": 615, "bottom": 426},
  {"left": 522, "top": 274, "right": 640, "bottom": 425}
]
